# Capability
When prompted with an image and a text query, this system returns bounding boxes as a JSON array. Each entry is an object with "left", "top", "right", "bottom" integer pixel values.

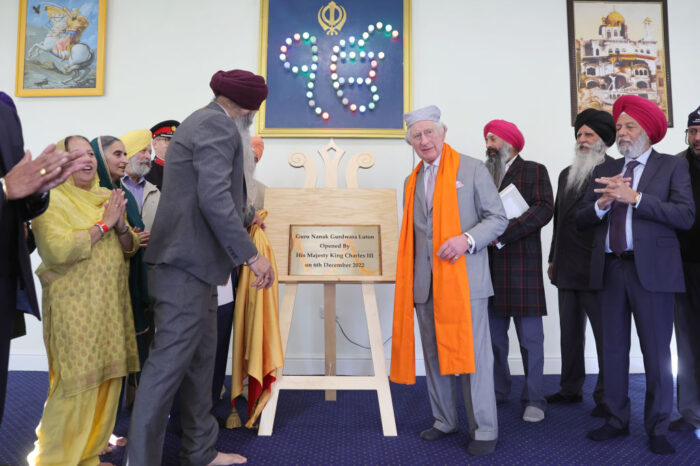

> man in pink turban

[
  {"left": 577, "top": 96, "right": 695, "bottom": 455},
  {"left": 483, "top": 119, "right": 554, "bottom": 424},
  {"left": 127, "top": 69, "right": 273, "bottom": 466}
]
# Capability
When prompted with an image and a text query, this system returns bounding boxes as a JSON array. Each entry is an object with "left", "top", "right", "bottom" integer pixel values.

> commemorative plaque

[{"left": 289, "top": 225, "right": 382, "bottom": 276}]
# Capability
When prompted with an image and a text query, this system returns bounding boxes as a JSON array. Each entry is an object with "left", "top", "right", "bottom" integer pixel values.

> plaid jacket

[{"left": 489, "top": 155, "right": 554, "bottom": 317}]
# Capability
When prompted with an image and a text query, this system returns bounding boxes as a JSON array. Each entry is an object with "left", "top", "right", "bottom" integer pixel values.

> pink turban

[
  {"left": 483, "top": 120, "right": 525, "bottom": 154},
  {"left": 210, "top": 69, "right": 268, "bottom": 110},
  {"left": 251, "top": 136, "right": 264, "bottom": 161},
  {"left": 612, "top": 95, "right": 667, "bottom": 145}
]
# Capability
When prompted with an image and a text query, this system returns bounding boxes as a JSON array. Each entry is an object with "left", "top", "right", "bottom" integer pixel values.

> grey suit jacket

[
  {"left": 410, "top": 153, "right": 508, "bottom": 303},
  {"left": 145, "top": 102, "right": 257, "bottom": 286}
]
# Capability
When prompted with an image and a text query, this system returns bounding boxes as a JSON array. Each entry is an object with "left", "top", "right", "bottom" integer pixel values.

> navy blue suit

[
  {"left": 577, "top": 149, "right": 695, "bottom": 436},
  {"left": 0, "top": 102, "right": 46, "bottom": 423}
]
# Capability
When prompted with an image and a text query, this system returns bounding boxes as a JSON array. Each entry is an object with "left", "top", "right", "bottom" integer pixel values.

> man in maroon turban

[
  {"left": 127, "top": 69, "right": 273, "bottom": 466},
  {"left": 577, "top": 96, "right": 695, "bottom": 455},
  {"left": 483, "top": 119, "right": 554, "bottom": 424}
]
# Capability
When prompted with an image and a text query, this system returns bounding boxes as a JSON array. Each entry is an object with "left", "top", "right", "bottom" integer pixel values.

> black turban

[
  {"left": 574, "top": 109, "right": 615, "bottom": 147},
  {"left": 210, "top": 69, "right": 268, "bottom": 110}
]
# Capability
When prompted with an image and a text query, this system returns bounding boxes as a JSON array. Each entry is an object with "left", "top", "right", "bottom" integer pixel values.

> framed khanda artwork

[
  {"left": 566, "top": 0, "right": 673, "bottom": 126},
  {"left": 15, "top": 0, "right": 107, "bottom": 97},
  {"left": 257, "top": 0, "right": 412, "bottom": 138}
]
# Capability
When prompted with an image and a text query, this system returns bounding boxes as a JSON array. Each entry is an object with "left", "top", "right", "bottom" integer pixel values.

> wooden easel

[{"left": 258, "top": 140, "right": 398, "bottom": 436}]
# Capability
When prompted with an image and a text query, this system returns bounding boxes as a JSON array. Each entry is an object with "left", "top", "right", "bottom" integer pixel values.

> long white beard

[
  {"left": 234, "top": 113, "right": 257, "bottom": 206},
  {"left": 566, "top": 140, "right": 606, "bottom": 193},
  {"left": 617, "top": 129, "right": 648, "bottom": 159},
  {"left": 485, "top": 144, "right": 511, "bottom": 188}
]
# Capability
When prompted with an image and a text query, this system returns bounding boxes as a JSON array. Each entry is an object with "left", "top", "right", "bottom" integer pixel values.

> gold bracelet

[{"left": 0, "top": 177, "right": 8, "bottom": 202}]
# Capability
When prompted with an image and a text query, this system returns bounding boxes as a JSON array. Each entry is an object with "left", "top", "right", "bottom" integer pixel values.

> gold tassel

[{"left": 225, "top": 407, "right": 242, "bottom": 429}]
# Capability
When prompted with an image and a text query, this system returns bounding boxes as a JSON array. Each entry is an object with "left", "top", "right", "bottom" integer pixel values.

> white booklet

[{"left": 499, "top": 183, "right": 529, "bottom": 219}]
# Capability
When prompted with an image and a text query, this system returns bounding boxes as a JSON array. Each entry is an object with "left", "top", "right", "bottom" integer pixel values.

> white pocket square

[{"left": 456, "top": 181, "right": 464, "bottom": 188}]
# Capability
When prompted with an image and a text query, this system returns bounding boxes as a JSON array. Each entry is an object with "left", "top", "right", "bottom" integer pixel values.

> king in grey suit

[
  {"left": 393, "top": 106, "right": 507, "bottom": 457},
  {"left": 127, "top": 70, "right": 274, "bottom": 466}
]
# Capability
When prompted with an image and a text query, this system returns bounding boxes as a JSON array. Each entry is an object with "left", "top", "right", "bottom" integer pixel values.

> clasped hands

[
  {"left": 4, "top": 144, "right": 90, "bottom": 200},
  {"left": 594, "top": 174, "right": 637, "bottom": 210},
  {"left": 436, "top": 234, "right": 471, "bottom": 264}
]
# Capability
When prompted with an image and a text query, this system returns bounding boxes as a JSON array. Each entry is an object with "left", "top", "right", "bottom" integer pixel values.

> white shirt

[{"left": 594, "top": 147, "right": 651, "bottom": 252}]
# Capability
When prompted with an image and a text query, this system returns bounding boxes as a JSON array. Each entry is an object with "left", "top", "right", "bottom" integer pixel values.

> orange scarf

[{"left": 390, "top": 143, "right": 475, "bottom": 384}]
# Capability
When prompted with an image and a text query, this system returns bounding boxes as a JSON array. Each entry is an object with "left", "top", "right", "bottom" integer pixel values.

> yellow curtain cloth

[
  {"left": 32, "top": 173, "right": 140, "bottom": 397},
  {"left": 227, "top": 211, "right": 284, "bottom": 429},
  {"left": 390, "top": 143, "right": 475, "bottom": 385}
]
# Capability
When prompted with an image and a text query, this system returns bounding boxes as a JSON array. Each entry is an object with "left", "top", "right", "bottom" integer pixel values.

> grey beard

[
  {"left": 485, "top": 145, "right": 510, "bottom": 188},
  {"left": 234, "top": 113, "right": 257, "bottom": 206},
  {"left": 128, "top": 157, "right": 151, "bottom": 178},
  {"left": 566, "top": 140, "right": 606, "bottom": 193},
  {"left": 617, "top": 129, "right": 648, "bottom": 158}
]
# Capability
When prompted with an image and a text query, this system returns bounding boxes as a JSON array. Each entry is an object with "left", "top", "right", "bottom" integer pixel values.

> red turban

[
  {"left": 612, "top": 95, "right": 667, "bottom": 145},
  {"left": 483, "top": 120, "right": 525, "bottom": 154},
  {"left": 210, "top": 69, "right": 268, "bottom": 110}
]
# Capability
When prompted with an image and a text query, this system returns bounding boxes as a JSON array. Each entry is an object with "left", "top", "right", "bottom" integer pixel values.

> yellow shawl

[
  {"left": 390, "top": 143, "right": 475, "bottom": 384},
  {"left": 227, "top": 211, "right": 284, "bottom": 429},
  {"left": 32, "top": 168, "right": 140, "bottom": 396}
]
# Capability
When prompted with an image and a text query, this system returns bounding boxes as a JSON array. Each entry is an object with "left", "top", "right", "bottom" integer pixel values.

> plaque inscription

[{"left": 289, "top": 225, "right": 382, "bottom": 276}]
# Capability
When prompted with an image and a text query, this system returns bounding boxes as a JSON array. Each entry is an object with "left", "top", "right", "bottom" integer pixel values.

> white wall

[{"left": 3, "top": 0, "right": 696, "bottom": 376}]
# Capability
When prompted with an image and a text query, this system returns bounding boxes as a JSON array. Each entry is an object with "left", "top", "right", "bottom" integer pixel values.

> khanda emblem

[{"left": 318, "top": 1, "right": 347, "bottom": 35}]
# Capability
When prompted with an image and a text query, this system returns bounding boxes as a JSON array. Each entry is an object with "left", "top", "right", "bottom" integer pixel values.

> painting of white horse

[{"left": 16, "top": 0, "right": 106, "bottom": 96}]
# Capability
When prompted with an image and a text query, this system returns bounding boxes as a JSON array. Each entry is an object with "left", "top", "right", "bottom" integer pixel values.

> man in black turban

[
  {"left": 545, "top": 109, "right": 615, "bottom": 416},
  {"left": 126, "top": 70, "right": 273, "bottom": 466}
]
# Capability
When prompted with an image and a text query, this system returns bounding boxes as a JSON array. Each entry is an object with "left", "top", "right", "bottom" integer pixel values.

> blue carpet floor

[{"left": 1, "top": 371, "right": 698, "bottom": 465}]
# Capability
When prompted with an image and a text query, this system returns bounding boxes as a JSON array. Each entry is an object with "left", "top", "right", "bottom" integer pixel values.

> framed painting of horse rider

[
  {"left": 15, "top": 0, "right": 107, "bottom": 96},
  {"left": 566, "top": 0, "right": 673, "bottom": 126},
  {"left": 257, "top": 0, "right": 412, "bottom": 138}
]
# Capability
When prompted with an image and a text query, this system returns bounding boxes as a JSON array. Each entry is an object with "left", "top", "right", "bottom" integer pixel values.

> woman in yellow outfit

[{"left": 27, "top": 135, "right": 140, "bottom": 466}]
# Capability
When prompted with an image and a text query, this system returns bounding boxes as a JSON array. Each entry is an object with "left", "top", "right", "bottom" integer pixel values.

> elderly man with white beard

[
  {"left": 127, "top": 69, "right": 274, "bottom": 466},
  {"left": 121, "top": 129, "right": 161, "bottom": 234},
  {"left": 577, "top": 95, "right": 694, "bottom": 455},
  {"left": 546, "top": 109, "right": 615, "bottom": 417}
]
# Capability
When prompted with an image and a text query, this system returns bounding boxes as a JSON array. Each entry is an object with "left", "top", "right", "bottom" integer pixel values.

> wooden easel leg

[
  {"left": 362, "top": 283, "right": 397, "bottom": 436},
  {"left": 324, "top": 283, "right": 337, "bottom": 401},
  {"left": 258, "top": 283, "right": 298, "bottom": 436}
]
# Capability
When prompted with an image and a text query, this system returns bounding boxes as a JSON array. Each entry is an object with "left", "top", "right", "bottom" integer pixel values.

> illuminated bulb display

[
  {"left": 368, "top": 24, "right": 375, "bottom": 32},
  {"left": 391, "top": 30, "right": 399, "bottom": 38},
  {"left": 339, "top": 39, "right": 346, "bottom": 47},
  {"left": 349, "top": 51, "right": 356, "bottom": 60},
  {"left": 376, "top": 22, "right": 383, "bottom": 29},
  {"left": 307, "top": 82, "right": 314, "bottom": 89},
  {"left": 331, "top": 73, "right": 338, "bottom": 80},
  {"left": 308, "top": 100, "right": 315, "bottom": 107},
  {"left": 364, "top": 77, "right": 372, "bottom": 85},
  {"left": 332, "top": 81, "right": 340, "bottom": 89},
  {"left": 306, "top": 91, "right": 313, "bottom": 99},
  {"left": 291, "top": 66, "right": 299, "bottom": 74},
  {"left": 302, "top": 31, "right": 309, "bottom": 40},
  {"left": 359, "top": 105, "right": 366, "bottom": 113},
  {"left": 348, "top": 77, "right": 355, "bottom": 84},
  {"left": 331, "top": 54, "right": 338, "bottom": 62},
  {"left": 373, "top": 94, "right": 380, "bottom": 101},
  {"left": 329, "top": 63, "right": 337, "bottom": 72},
  {"left": 336, "top": 90, "right": 343, "bottom": 97},
  {"left": 322, "top": 112, "right": 329, "bottom": 120},
  {"left": 358, "top": 39, "right": 365, "bottom": 47},
  {"left": 315, "top": 107, "right": 322, "bottom": 115},
  {"left": 279, "top": 53, "right": 286, "bottom": 61},
  {"left": 342, "top": 97, "right": 349, "bottom": 105},
  {"left": 333, "top": 45, "right": 340, "bottom": 53},
  {"left": 349, "top": 36, "right": 355, "bottom": 45},
  {"left": 301, "top": 65, "right": 308, "bottom": 73},
  {"left": 385, "top": 24, "right": 392, "bottom": 32},
  {"left": 368, "top": 70, "right": 376, "bottom": 78},
  {"left": 368, "top": 102, "right": 376, "bottom": 110},
  {"left": 371, "top": 60, "right": 378, "bottom": 69},
  {"left": 377, "top": 52, "right": 385, "bottom": 59},
  {"left": 362, "top": 32, "right": 369, "bottom": 40},
  {"left": 293, "top": 33, "right": 301, "bottom": 41},
  {"left": 280, "top": 45, "right": 287, "bottom": 53},
  {"left": 285, "top": 37, "right": 292, "bottom": 45},
  {"left": 350, "top": 104, "right": 358, "bottom": 112}
]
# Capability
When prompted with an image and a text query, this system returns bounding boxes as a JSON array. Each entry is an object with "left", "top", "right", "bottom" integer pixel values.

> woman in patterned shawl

[{"left": 27, "top": 135, "right": 140, "bottom": 465}]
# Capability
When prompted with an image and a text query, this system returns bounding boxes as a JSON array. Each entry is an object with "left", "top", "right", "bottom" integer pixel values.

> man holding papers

[{"left": 483, "top": 119, "right": 554, "bottom": 423}]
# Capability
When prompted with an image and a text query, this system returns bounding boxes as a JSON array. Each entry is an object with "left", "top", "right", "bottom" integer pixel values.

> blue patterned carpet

[{"left": 1, "top": 371, "right": 698, "bottom": 465}]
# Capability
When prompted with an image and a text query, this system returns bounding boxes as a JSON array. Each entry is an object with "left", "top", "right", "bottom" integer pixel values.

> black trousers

[
  {"left": 556, "top": 288, "right": 604, "bottom": 405},
  {"left": 0, "top": 274, "right": 17, "bottom": 424}
]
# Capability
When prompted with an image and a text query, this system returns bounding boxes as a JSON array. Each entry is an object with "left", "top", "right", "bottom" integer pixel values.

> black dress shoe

[
  {"left": 467, "top": 439, "right": 497, "bottom": 456},
  {"left": 590, "top": 404, "right": 607, "bottom": 418},
  {"left": 649, "top": 435, "right": 675, "bottom": 455},
  {"left": 669, "top": 417, "right": 695, "bottom": 432},
  {"left": 545, "top": 392, "right": 583, "bottom": 403},
  {"left": 586, "top": 423, "right": 629, "bottom": 441},
  {"left": 420, "top": 427, "right": 456, "bottom": 441}
]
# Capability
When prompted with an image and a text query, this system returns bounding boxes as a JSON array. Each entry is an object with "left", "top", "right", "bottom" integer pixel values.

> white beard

[
  {"left": 617, "top": 129, "right": 649, "bottom": 159},
  {"left": 234, "top": 113, "right": 257, "bottom": 206},
  {"left": 128, "top": 157, "right": 151, "bottom": 178},
  {"left": 566, "top": 140, "right": 606, "bottom": 193}
]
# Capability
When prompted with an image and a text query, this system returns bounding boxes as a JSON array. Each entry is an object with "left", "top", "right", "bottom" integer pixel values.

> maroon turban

[
  {"left": 483, "top": 119, "right": 525, "bottom": 154},
  {"left": 612, "top": 95, "right": 667, "bottom": 145},
  {"left": 210, "top": 69, "right": 268, "bottom": 110}
]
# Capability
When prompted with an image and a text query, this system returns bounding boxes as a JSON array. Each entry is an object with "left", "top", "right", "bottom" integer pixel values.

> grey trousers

[
  {"left": 675, "top": 262, "right": 700, "bottom": 427},
  {"left": 415, "top": 296, "right": 498, "bottom": 441},
  {"left": 126, "top": 264, "right": 219, "bottom": 466}
]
